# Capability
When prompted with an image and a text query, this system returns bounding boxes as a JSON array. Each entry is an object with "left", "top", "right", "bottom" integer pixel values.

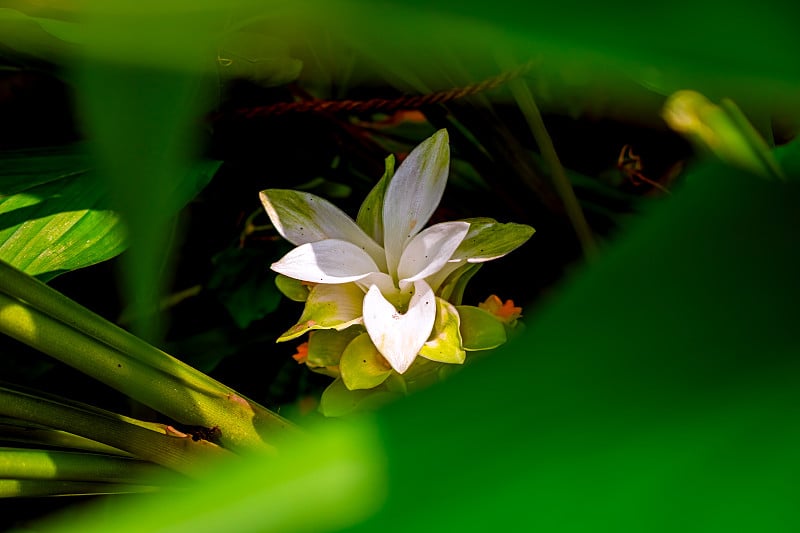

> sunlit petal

[
  {"left": 260, "top": 189, "right": 386, "bottom": 270},
  {"left": 363, "top": 280, "right": 436, "bottom": 374},
  {"left": 271, "top": 239, "right": 379, "bottom": 284},
  {"left": 397, "top": 221, "right": 469, "bottom": 286},
  {"left": 382, "top": 129, "right": 450, "bottom": 277}
]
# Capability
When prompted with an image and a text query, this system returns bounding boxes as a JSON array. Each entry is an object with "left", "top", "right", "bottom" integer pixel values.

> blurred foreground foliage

[{"left": 0, "top": 0, "right": 798, "bottom": 531}]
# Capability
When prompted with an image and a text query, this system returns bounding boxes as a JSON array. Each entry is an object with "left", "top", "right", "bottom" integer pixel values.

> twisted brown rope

[{"left": 219, "top": 60, "right": 535, "bottom": 120}]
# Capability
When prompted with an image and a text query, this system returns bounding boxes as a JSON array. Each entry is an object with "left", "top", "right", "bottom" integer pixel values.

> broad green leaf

[
  {"left": 217, "top": 31, "right": 302, "bottom": 87},
  {"left": 0, "top": 145, "right": 122, "bottom": 281},
  {"left": 0, "top": 145, "right": 219, "bottom": 282},
  {"left": 356, "top": 154, "right": 394, "bottom": 245},
  {"left": 419, "top": 298, "right": 465, "bottom": 364},
  {"left": 450, "top": 217, "right": 536, "bottom": 263},
  {"left": 456, "top": 305, "right": 507, "bottom": 351},
  {"left": 319, "top": 378, "right": 400, "bottom": 417},
  {"left": 340, "top": 333, "right": 393, "bottom": 390},
  {"left": 307, "top": 328, "right": 362, "bottom": 368}
]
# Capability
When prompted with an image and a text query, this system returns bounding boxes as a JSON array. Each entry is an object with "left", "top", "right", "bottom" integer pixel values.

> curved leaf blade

[{"left": 0, "top": 144, "right": 219, "bottom": 281}]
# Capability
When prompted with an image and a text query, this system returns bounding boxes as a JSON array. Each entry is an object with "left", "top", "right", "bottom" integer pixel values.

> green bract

[{"left": 260, "top": 129, "right": 534, "bottom": 411}]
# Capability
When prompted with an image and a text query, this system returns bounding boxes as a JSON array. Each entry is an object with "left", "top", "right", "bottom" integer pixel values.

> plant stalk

[
  {"left": 0, "top": 386, "right": 231, "bottom": 477},
  {"left": 0, "top": 260, "right": 301, "bottom": 452},
  {"left": 0, "top": 447, "right": 171, "bottom": 484},
  {"left": 500, "top": 56, "right": 598, "bottom": 259}
]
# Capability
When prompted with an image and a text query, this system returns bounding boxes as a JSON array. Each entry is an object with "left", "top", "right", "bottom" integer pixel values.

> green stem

[
  {"left": 0, "top": 417, "right": 133, "bottom": 456},
  {"left": 0, "top": 479, "right": 161, "bottom": 498},
  {"left": 0, "top": 447, "right": 171, "bottom": 484},
  {"left": 0, "top": 260, "right": 301, "bottom": 451},
  {"left": 0, "top": 386, "right": 232, "bottom": 477},
  {"left": 500, "top": 56, "right": 598, "bottom": 259}
]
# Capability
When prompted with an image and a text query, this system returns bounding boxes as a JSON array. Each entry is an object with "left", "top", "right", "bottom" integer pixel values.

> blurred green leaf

[
  {"left": 663, "top": 90, "right": 784, "bottom": 179},
  {"left": 347, "top": 161, "right": 800, "bottom": 532},
  {"left": 33, "top": 419, "right": 387, "bottom": 533},
  {"left": 772, "top": 137, "right": 800, "bottom": 180},
  {"left": 217, "top": 31, "right": 302, "bottom": 87},
  {"left": 0, "top": 8, "right": 79, "bottom": 62}
]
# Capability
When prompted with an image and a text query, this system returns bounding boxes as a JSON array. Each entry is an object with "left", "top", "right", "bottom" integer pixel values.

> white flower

[{"left": 260, "top": 129, "right": 533, "bottom": 374}]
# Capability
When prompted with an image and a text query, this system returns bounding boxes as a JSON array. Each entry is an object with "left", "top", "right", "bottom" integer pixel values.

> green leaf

[
  {"left": 319, "top": 378, "right": 400, "bottom": 417},
  {"left": 277, "top": 283, "right": 365, "bottom": 342},
  {"left": 356, "top": 154, "right": 394, "bottom": 245},
  {"left": 340, "top": 333, "right": 394, "bottom": 390},
  {"left": 216, "top": 31, "right": 303, "bottom": 87},
  {"left": 307, "top": 328, "right": 362, "bottom": 368},
  {"left": 274, "top": 274, "right": 310, "bottom": 302},
  {"left": 419, "top": 298, "right": 466, "bottom": 364},
  {"left": 0, "top": 8, "right": 79, "bottom": 62},
  {"left": 0, "top": 145, "right": 219, "bottom": 282},
  {"left": 456, "top": 305, "right": 507, "bottom": 351},
  {"left": 0, "top": 145, "right": 124, "bottom": 282},
  {"left": 437, "top": 262, "right": 482, "bottom": 304},
  {"left": 451, "top": 217, "right": 536, "bottom": 263},
  {"left": 207, "top": 248, "right": 282, "bottom": 329}
]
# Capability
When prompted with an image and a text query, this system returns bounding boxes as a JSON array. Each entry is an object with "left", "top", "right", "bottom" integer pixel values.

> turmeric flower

[{"left": 261, "top": 129, "right": 533, "bottom": 377}]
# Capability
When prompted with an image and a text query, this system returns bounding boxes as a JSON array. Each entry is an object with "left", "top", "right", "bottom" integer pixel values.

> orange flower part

[
  {"left": 479, "top": 295, "right": 522, "bottom": 323},
  {"left": 292, "top": 342, "right": 309, "bottom": 364}
]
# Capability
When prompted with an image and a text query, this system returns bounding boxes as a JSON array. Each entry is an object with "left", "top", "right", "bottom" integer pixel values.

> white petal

[
  {"left": 260, "top": 189, "right": 386, "bottom": 270},
  {"left": 355, "top": 271, "right": 398, "bottom": 297},
  {"left": 363, "top": 280, "right": 436, "bottom": 374},
  {"left": 271, "top": 239, "right": 379, "bottom": 284},
  {"left": 382, "top": 129, "right": 450, "bottom": 277},
  {"left": 397, "top": 221, "right": 469, "bottom": 285}
]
